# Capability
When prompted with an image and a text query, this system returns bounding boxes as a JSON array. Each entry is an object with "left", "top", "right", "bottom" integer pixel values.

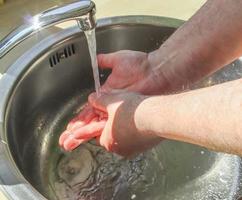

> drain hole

[
  {"left": 67, "top": 46, "right": 72, "bottom": 56},
  {"left": 52, "top": 55, "right": 57, "bottom": 65},
  {"left": 64, "top": 48, "right": 68, "bottom": 58},
  {"left": 49, "top": 44, "right": 76, "bottom": 67},
  {"left": 71, "top": 44, "right": 75, "bottom": 54},
  {"left": 49, "top": 58, "right": 53, "bottom": 67},
  {"left": 56, "top": 52, "right": 60, "bottom": 63}
]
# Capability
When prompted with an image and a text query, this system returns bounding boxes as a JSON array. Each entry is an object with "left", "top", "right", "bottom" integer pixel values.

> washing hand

[
  {"left": 60, "top": 92, "right": 161, "bottom": 156},
  {"left": 59, "top": 49, "right": 167, "bottom": 152},
  {"left": 60, "top": 0, "right": 242, "bottom": 157},
  {"left": 98, "top": 50, "right": 167, "bottom": 95},
  {"left": 59, "top": 104, "right": 107, "bottom": 151}
]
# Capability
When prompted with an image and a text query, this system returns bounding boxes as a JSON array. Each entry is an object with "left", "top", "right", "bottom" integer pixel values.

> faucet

[{"left": 0, "top": 0, "right": 96, "bottom": 58}]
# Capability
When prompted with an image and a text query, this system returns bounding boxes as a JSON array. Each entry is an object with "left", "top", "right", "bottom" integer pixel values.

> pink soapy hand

[
  {"left": 59, "top": 104, "right": 107, "bottom": 151},
  {"left": 59, "top": 92, "right": 162, "bottom": 156}
]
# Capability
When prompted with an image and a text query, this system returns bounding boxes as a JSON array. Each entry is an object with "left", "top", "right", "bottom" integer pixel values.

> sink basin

[{"left": 0, "top": 16, "right": 242, "bottom": 200}]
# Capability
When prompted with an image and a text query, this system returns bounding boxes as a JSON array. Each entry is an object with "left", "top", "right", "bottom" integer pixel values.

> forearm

[
  {"left": 149, "top": 0, "right": 242, "bottom": 92},
  {"left": 136, "top": 79, "right": 242, "bottom": 155}
]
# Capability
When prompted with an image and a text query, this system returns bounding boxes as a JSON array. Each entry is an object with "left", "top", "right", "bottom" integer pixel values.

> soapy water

[{"left": 49, "top": 142, "right": 165, "bottom": 200}]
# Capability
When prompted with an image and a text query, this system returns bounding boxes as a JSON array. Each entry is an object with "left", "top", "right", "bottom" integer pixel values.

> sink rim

[{"left": 0, "top": 15, "right": 241, "bottom": 200}]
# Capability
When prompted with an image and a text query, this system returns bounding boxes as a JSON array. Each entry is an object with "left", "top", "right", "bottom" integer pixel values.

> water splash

[{"left": 50, "top": 142, "right": 165, "bottom": 200}]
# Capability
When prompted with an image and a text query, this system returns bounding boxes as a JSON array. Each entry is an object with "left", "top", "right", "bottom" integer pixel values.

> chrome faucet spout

[{"left": 0, "top": 0, "right": 96, "bottom": 58}]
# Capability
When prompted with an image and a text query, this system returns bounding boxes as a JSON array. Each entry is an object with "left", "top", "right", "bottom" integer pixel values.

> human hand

[
  {"left": 59, "top": 104, "right": 107, "bottom": 151},
  {"left": 60, "top": 92, "right": 162, "bottom": 156},
  {"left": 59, "top": 49, "right": 168, "bottom": 152},
  {"left": 98, "top": 50, "right": 167, "bottom": 95}
]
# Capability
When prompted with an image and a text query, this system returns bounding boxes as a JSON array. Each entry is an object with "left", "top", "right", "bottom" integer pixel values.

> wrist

[
  {"left": 147, "top": 49, "right": 163, "bottom": 68},
  {"left": 134, "top": 95, "right": 167, "bottom": 137},
  {"left": 147, "top": 49, "right": 180, "bottom": 94},
  {"left": 148, "top": 46, "right": 202, "bottom": 93}
]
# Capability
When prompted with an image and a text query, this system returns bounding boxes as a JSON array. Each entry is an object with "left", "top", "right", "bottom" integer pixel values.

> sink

[{"left": 0, "top": 16, "right": 242, "bottom": 200}]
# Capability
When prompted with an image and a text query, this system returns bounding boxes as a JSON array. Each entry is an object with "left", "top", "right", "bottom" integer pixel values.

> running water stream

[{"left": 84, "top": 29, "right": 101, "bottom": 96}]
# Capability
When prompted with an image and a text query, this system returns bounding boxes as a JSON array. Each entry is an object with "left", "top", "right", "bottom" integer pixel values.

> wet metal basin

[{"left": 0, "top": 16, "right": 242, "bottom": 200}]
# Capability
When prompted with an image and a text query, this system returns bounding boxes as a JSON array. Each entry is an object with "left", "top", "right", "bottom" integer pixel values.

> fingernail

[
  {"left": 59, "top": 130, "right": 72, "bottom": 146},
  {"left": 63, "top": 137, "right": 79, "bottom": 151}
]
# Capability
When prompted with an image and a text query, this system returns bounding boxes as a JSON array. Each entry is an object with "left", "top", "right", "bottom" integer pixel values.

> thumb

[
  {"left": 88, "top": 93, "right": 119, "bottom": 112},
  {"left": 97, "top": 52, "right": 122, "bottom": 69}
]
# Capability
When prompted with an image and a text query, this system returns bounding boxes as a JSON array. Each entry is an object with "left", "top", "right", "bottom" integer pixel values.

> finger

[
  {"left": 100, "top": 84, "right": 112, "bottom": 93},
  {"left": 63, "top": 136, "right": 90, "bottom": 151},
  {"left": 68, "top": 113, "right": 98, "bottom": 132},
  {"left": 68, "top": 116, "right": 99, "bottom": 132},
  {"left": 95, "top": 133, "right": 114, "bottom": 152},
  {"left": 97, "top": 123, "right": 113, "bottom": 152},
  {"left": 77, "top": 106, "right": 97, "bottom": 122},
  {"left": 125, "top": 78, "right": 155, "bottom": 95},
  {"left": 67, "top": 120, "right": 85, "bottom": 131},
  {"left": 88, "top": 93, "right": 118, "bottom": 112},
  {"left": 72, "top": 120, "right": 106, "bottom": 139},
  {"left": 97, "top": 53, "right": 118, "bottom": 69},
  {"left": 94, "top": 109, "right": 108, "bottom": 120},
  {"left": 59, "top": 118, "right": 100, "bottom": 147},
  {"left": 101, "top": 76, "right": 129, "bottom": 92},
  {"left": 67, "top": 105, "right": 90, "bottom": 130},
  {"left": 67, "top": 105, "right": 96, "bottom": 130},
  {"left": 100, "top": 77, "right": 113, "bottom": 93},
  {"left": 59, "top": 130, "right": 71, "bottom": 147}
]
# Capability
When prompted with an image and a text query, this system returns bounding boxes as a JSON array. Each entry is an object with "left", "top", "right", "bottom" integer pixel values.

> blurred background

[{"left": 0, "top": 0, "right": 205, "bottom": 39}]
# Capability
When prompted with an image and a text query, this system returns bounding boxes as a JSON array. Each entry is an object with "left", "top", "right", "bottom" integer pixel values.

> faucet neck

[{"left": 0, "top": 0, "right": 96, "bottom": 58}]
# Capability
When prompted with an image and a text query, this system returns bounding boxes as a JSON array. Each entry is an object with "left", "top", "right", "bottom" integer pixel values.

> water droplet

[{"left": 100, "top": 73, "right": 105, "bottom": 78}]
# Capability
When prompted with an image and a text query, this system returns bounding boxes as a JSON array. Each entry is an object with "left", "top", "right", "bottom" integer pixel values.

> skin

[
  {"left": 59, "top": 0, "right": 242, "bottom": 156},
  {"left": 88, "top": 79, "right": 242, "bottom": 156}
]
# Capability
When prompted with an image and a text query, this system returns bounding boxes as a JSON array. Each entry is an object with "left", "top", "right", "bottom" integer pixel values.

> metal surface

[
  {"left": 0, "top": 0, "right": 96, "bottom": 58},
  {"left": 0, "top": 15, "right": 241, "bottom": 200}
]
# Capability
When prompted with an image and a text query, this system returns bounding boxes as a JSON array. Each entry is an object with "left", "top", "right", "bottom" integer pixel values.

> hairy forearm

[
  {"left": 149, "top": 0, "right": 242, "bottom": 92},
  {"left": 136, "top": 79, "right": 242, "bottom": 156}
]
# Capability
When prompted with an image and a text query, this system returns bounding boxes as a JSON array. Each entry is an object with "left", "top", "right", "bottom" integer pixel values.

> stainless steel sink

[{"left": 0, "top": 15, "right": 242, "bottom": 200}]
